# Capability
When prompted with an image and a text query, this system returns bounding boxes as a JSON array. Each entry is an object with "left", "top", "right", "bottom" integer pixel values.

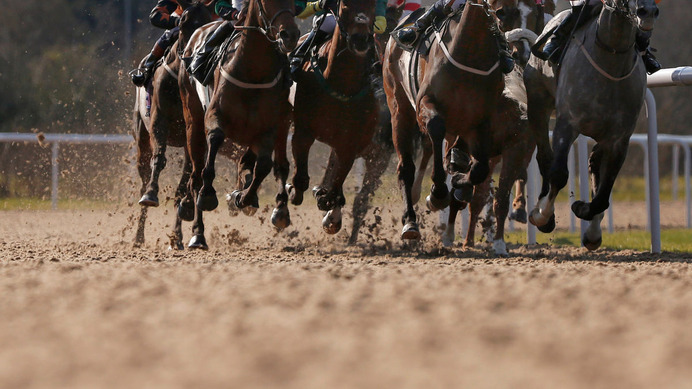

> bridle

[
  {"left": 328, "top": 0, "right": 375, "bottom": 54},
  {"left": 596, "top": 0, "right": 636, "bottom": 54},
  {"left": 234, "top": 0, "right": 295, "bottom": 45}
]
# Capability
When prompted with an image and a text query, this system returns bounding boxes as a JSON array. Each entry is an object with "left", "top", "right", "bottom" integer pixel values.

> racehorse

[
  {"left": 286, "top": 0, "right": 380, "bottom": 235},
  {"left": 384, "top": 0, "right": 505, "bottom": 240},
  {"left": 180, "top": 0, "right": 300, "bottom": 249},
  {"left": 525, "top": 0, "right": 658, "bottom": 249},
  {"left": 133, "top": 0, "right": 222, "bottom": 249},
  {"left": 440, "top": 0, "right": 553, "bottom": 255}
]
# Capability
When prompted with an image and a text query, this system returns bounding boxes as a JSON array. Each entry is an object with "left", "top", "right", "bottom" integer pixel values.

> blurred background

[{"left": 0, "top": 0, "right": 690, "bottom": 206}]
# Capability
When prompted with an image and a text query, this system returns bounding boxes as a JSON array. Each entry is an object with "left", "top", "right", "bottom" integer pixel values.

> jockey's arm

[
  {"left": 215, "top": 0, "right": 241, "bottom": 20},
  {"left": 150, "top": 0, "right": 181, "bottom": 29}
]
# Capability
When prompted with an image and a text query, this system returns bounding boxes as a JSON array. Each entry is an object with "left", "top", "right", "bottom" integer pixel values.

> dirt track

[{"left": 1, "top": 203, "right": 692, "bottom": 388}]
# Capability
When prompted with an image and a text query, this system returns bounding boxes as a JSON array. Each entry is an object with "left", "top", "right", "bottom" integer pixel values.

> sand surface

[{"left": 1, "top": 201, "right": 691, "bottom": 388}]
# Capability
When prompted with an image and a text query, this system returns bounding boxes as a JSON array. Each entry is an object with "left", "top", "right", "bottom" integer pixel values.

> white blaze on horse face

[{"left": 355, "top": 13, "right": 370, "bottom": 25}]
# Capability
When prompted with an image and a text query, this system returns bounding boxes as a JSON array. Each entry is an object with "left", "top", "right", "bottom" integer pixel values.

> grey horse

[{"left": 524, "top": 0, "right": 658, "bottom": 250}]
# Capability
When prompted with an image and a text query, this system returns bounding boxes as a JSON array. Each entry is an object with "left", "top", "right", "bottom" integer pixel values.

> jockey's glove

[
  {"left": 374, "top": 15, "right": 387, "bottom": 34},
  {"left": 297, "top": 1, "right": 323, "bottom": 19},
  {"left": 219, "top": 6, "right": 240, "bottom": 20}
]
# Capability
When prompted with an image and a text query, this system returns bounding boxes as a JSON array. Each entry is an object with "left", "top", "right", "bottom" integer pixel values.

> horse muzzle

[
  {"left": 348, "top": 33, "right": 373, "bottom": 56},
  {"left": 277, "top": 27, "right": 300, "bottom": 53},
  {"left": 636, "top": 5, "right": 658, "bottom": 32}
]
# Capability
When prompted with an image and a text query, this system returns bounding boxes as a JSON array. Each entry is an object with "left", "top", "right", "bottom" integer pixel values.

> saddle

[{"left": 188, "top": 25, "right": 243, "bottom": 86}]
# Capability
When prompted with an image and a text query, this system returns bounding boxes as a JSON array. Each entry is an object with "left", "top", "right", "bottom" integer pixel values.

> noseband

[
  {"left": 328, "top": 0, "right": 375, "bottom": 53},
  {"left": 235, "top": 0, "right": 295, "bottom": 45},
  {"left": 602, "top": 0, "right": 636, "bottom": 22}
]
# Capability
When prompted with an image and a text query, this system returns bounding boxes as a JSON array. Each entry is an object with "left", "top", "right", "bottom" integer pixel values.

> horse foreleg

[
  {"left": 493, "top": 158, "right": 518, "bottom": 257},
  {"left": 442, "top": 195, "right": 465, "bottom": 247},
  {"left": 196, "top": 127, "right": 225, "bottom": 212},
  {"left": 411, "top": 137, "right": 432, "bottom": 204},
  {"left": 140, "top": 117, "right": 170, "bottom": 207},
  {"left": 233, "top": 131, "right": 274, "bottom": 211},
  {"left": 169, "top": 149, "right": 192, "bottom": 251},
  {"left": 418, "top": 97, "right": 449, "bottom": 212},
  {"left": 463, "top": 174, "right": 491, "bottom": 249},
  {"left": 288, "top": 129, "right": 315, "bottom": 206},
  {"left": 271, "top": 120, "right": 292, "bottom": 230},
  {"left": 134, "top": 118, "right": 152, "bottom": 247},
  {"left": 525, "top": 67, "right": 554, "bottom": 199},
  {"left": 319, "top": 149, "right": 357, "bottom": 235},
  {"left": 349, "top": 146, "right": 391, "bottom": 244},
  {"left": 530, "top": 117, "right": 576, "bottom": 233}
]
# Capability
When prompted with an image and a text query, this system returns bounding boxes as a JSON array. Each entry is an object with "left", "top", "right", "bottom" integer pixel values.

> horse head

[
  {"left": 488, "top": 0, "right": 520, "bottom": 31},
  {"left": 251, "top": 0, "right": 301, "bottom": 52},
  {"left": 179, "top": 1, "right": 214, "bottom": 48},
  {"left": 336, "top": 0, "right": 377, "bottom": 56},
  {"left": 633, "top": 0, "right": 658, "bottom": 31}
]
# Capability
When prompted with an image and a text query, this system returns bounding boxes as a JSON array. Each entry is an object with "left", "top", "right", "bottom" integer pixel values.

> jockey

[
  {"left": 535, "top": 0, "right": 661, "bottom": 74},
  {"left": 288, "top": 0, "right": 389, "bottom": 75},
  {"left": 392, "top": 0, "right": 515, "bottom": 74},
  {"left": 131, "top": 0, "right": 191, "bottom": 86},
  {"left": 187, "top": 0, "right": 249, "bottom": 84}
]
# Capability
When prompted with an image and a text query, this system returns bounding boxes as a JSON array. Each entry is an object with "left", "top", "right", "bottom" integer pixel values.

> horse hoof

[
  {"left": 226, "top": 190, "right": 242, "bottom": 211},
  {"left": 493, "top": 239, "right": 509, "bottom": 257},
  {"left": 271, "top": 206, "right": 291, "bottom": 230},
  {"left": 426, "top": 192, "right": 450, "bottom": 212},
  {"left": 536, "top": 214, "right": 556, "bottom": 233},
  {"left": 312, "top": 186, "right": 325, "bottom": 198},
  {"left": 197, "top": 190, "right": 219, "bottom": 212},
  {"left": 139, "top": 193, "right": 159, "bottom": 207},
  {"left": 316, "top": 195, "right": 333, "bottom": 212},
  {"left": 287, "top": 184, "right": 304, "bottom": 206},
  {"left": 509, "top": 208, "right": 527, "bottom": 224},
  {"left": 168, "top": 240, "right": 185, "bottom": 251},
  {"left": 582, "top": 234, "right": 602, "bottom": 251},
  {"left": 242, "top": 206, "right": 258, "bottom": 217},
  {"left": 177, "top": 202, "right": 195, "bottom": 222},
  {"left": 188, "top": 235, "right": 208, "bottom": 250},
  {"left": 401, "top": 222, "right": 421, "bottom": 240},
  {"left": 441, "top": 231, "right": 454, "bottom": 247},
  {"left": 571, "top": 200, "right": 594, "bottom": 221},
  {"left": 452, "top": 187, "right": 473, "bottom": 203},
  {"left": 322, "top": 217, "right": 342, "bottom": 234}
]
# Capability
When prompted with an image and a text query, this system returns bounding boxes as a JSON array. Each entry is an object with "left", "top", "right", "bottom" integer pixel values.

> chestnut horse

[
  {"left": 384, "top": 0, "right": 505, "bottom": 240},
  {"left": 526, "top": 0, "right": 658, "bottom": 249},
  {"left": 133, "top": 0, "right": 218, "bottom": 249},
  {"left": 180, "top": 0, "right": 300, "bottom": 249},
  {"left": 286, "top": 0, "right": 380, "bottom": 234}
]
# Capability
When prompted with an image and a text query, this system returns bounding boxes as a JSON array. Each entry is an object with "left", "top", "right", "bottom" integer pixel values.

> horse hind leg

[
  {"left": 227, "top": 149, "right": 258, "bottom": 216},
  {"left": 319, "top": 149, "right": 357, "bottom": 235},
  {"left": 139, "top": 116, "right": 170, "bottom": 207},
  {"left": 349, "top": 146, "right": 391, "bottom": 244},
  {"left": 196, "top": 128, "right": 225, "bottom": 212},
  {"left": 230, "top": 131, "right": 274, "bottom": 213},
  {"left": 411, "top": 137, "right": 432, "bottom": 204},
  {"left": 271, "top": 121, "right": 292, "bottom": 230},
  {"left": 288, "top": 130, "right": 315, "bottom": 206},
  {"left": 169, "top": 150, "right": 193, "bottom": 250},
  {"left": 134, "top": 117, "right": 152, "bottom": 247}
]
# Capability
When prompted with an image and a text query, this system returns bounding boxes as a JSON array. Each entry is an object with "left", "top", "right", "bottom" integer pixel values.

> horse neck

[
  {"left": 232, "top": 1, "right": 282, "bottom": 77},
  {"left": 448, "top": 5, "right": 497, "bottom": 68},
  {"left": 596, "top": 6, "right": 637, "bottom": 53},
  {"left": 322, "top": 25, "right": 369, "bottom": 95}
]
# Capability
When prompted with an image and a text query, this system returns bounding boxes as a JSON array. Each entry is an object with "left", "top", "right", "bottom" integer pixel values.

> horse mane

[{"left": 503, "top": 67, "right": 527, "bottom": 118}]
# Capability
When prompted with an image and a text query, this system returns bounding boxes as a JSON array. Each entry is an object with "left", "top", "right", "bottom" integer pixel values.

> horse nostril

[{"left": 279, "top": 30, "right": 290, "bottom": 41}]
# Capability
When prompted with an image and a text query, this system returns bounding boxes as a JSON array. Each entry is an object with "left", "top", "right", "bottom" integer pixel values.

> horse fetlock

[
  {"left": 168, "top": 236, "right": 185, "bottom": 251},
  {"left": 571, "top": 200, "right": 595, "bottom": 221},
  {"left": 426, "top": 190, "right": 450, "bottom": 212}
]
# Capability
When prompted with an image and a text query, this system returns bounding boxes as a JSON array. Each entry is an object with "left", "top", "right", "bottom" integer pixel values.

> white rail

[{"left": 0, "top": 133, "right": 133, "bottom": 210}]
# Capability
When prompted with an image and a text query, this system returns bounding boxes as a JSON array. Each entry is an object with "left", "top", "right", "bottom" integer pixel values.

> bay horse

[
  {"left": 133, "top": 0, "right": 219, "bottom": 249},
  {"left": 287, "top": 0, "right": 380, "bottom": 235},
  {"left": 525, "top": 0, "right": 658, "bottom": 249},
  {"left": 440, "top": 0, "right": 553, "bottom": 255},
  {"left": 384, "top": 0, "right": 505, "bottom": 240},
  {"left": 180, "top": 0, "right": 300, "bottom": 249}
]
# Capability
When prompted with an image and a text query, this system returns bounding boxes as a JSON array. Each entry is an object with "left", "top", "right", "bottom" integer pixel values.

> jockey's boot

[
  {"left": 535, "top": 3, "right": 597, "bottom": 63},
  {"left": 393, "top": 5, "right": 446, "bottom": 49},
  {"left": 636, "top": 31, "right": 661, "bottom": 74},
  {"left": 130, "top": 53, "right": 158, "bottom": 87},
  {"left": 189, "top": 21, "right": 235, "bottom": 85},
  {"left": 290, "top": 29, "right": 329, "bottom": 76},
  {"left": 493, "top": 26, "right": 515, "bottom": 74}
]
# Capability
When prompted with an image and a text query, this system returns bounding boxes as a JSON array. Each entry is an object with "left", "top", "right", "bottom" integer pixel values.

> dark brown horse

[
  {"left": 133, "top": 0, "right": 218, "bottom": 249},
  {"left": 384, "top": 0, "right": 505, "bottom": 240},
  {"left": 287, "top": 0, "right": 380, "bottom": 234},
  {"left": 180, "top": 0, "right": 300, "bottom": 249}
]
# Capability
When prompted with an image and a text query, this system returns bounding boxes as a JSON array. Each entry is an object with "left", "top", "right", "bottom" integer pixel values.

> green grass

[{"left": 505, "top": 229, "right": 692, "bottom": 253}]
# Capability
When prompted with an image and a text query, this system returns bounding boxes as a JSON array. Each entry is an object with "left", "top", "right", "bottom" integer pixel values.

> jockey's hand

[
  {"left": 297, "top": 1, "right": 322, "bottom": 19},
  {"left": 219, "top": 6, "right": 240, "bottom": 20},
  {"left": 374, "top": 15, "right": 387, "bottom": 34}
]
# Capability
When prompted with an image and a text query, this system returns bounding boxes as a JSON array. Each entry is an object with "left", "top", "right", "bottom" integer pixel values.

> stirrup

[{"left": 129, "top": 68, "right": 148, "bottom": 87}]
